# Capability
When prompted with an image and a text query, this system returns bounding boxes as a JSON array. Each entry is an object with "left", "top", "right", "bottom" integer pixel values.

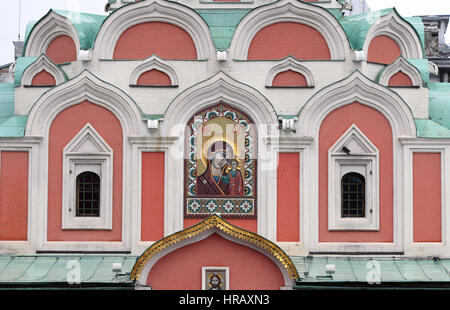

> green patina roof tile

[
  {"left": 85, "top": 256, "right": 128, "bottom": 282},
  {"left": 394, "top": 259, "right": 428, "bottom": 282},
  {"left": 15, "top": 257, "right": 58, "bottom": 282},
  {"left": 336, "top": 8, "right": 425, "bottom": 54},
  {"left": 195, "top": 9, "right": 251, "bottom": 50},
  {"left": 417, "top": 259, "right": 450, "bottom": 281},
  {"left": 415, "top": 119, "right": 450, "bottom": 138},
  {"left": 428, "top": 82, "right": 450, "bottom": 132},
  {"left": 14, "top": 57, "right": 38, "bottom": 87},
  {"left": 0, "top": 257, "right": 36, "bottom": 281},
  {"left": 0, "top": 255, "right": 138, "bottom": 285}
]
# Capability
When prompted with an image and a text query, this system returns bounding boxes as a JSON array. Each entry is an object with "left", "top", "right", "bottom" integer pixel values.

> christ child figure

[{"left": 228, "top": 159, "right": 244, "bottom": 196}]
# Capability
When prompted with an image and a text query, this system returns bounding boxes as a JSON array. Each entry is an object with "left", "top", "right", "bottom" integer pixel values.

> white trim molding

[
  {"left": 363, "top": 10, "right": 424, "bottom": 60},
  {"left": 229, "top": 0, "right": 349, "bottom": 60},
  {"left": 22, "top": 54, "right": 66, "bottom": 86},
  {"left": 401, "top": 139, "right": 450, "bottom": 257},
  {"left": 265, "top": 57, "right": 314, "bottom": 87},
  {"left": 328, "top": 125, "right": 380, "bottom": 231},
  {"left": 378, "top": 56, "right": 423, "bottom": 87},
  {"left": 62, "top": 124, "right": 114, "bottom": 230},
  {"left": 24, "top": 10, "right": 80, "bottom": 58},
  {"left": 130, "top": 55, "right": 179, "bottom": 86},
  {"left": 94, "top": 0, "right": 215, "bottom": 60}
]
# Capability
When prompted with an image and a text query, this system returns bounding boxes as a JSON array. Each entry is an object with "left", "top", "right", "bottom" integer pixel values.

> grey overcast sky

[{"left": 1, "top": 0, "right": 450, "bottom": 65}]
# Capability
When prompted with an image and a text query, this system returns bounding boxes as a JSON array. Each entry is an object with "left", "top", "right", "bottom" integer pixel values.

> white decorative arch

[
  {"left": 378, "top": 56, "right": 423, "bottom": 87},
  {"left": 22, "top": 54, "right": 66, "bottom": 86},
  {"left": 24, "top": 10, "right": 80, "bottom": 58},
  {"left": 130, "top": 55, "right": 179, "bottom": 86},
  {"left": 163, "top": 72, "right": 279, "bottom": 134},
  {"left": 229, "top": 0, "right": 349, "bottom": 60},
  {"left": 297, "top": 70, "right": 416, "bottom": 138},
  {"left": 26, "top": 70, "right": 144, "bottom": 137},
  {"left": 265, "top": 57, "right": 315, "bottom": 87},
  {"left": 363, "top": 10, "right": 424, "bottom": 59},
  {"left": 94, "top": 0, "right": 215, "bottom": 60}
]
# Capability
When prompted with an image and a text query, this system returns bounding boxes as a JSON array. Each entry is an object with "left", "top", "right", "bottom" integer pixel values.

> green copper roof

[
  {"left": 428, "top": 82, "right": 450, "bottom": 133},
  {"left": 0, "top": 255, "right": 137, "bottom": 287},
  {"left": 0, "top": 84, "right": 15, "bottom": 116},
  {"left": 13, "top": 57, "right": 38, "bottom": 87},
  {"left": 195, "top": 9, "right": 252, "bottom": 50},
  {"left": 415, "top": 119, "right": 450, "bottom": 139},
  {"left": 292, "top": 256, "right": 450, "bottom": 283},
  {"left": 23, "top": 9, "right": 108, "bottom": 56},
  {"left": 336, "top": 8, "right": 425, "bottom": 53}
]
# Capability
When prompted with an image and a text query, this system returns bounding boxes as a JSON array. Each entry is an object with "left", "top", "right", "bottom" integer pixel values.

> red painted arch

[
  {"left": 47, "top": 101, "right": 123, "bottom": 241},
  {"left": 367, "top": 35, "right": 401, "bottom": 64},
  {"left": 31, "top": 70, "right": 56, "bottom": 86},
  {"left": 45, "top": 35, "right": 77, "bottom": 64},
  {"left": 113, "top": 22, "right": 197, "bottom": 60},
  {"left": 137, "top": 69, "right": 172, "bottom": 86},
  {"left": 146, "top": 233, "right": 285, "bottom": 290},
  {"left": 319, "top": 102, "right": 393, "bottom": 242},
  {"left": 272, "top": 70, "right": 308, "bottom": 87},
  {"left": 388, "top": 71, "right": 413, "bottom": 87},
  {"left": 247, "top": 22, "right": 331, "bottom": 60}
]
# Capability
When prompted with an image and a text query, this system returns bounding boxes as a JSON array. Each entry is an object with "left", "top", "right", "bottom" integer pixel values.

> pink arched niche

[
  {"left": 137, "top": 69, "right": 172, "bottom": 86},
  {"left": 367, "top": 35, "right": 401, "bottom": 64},
  {"left": 388, "top": 71, "right": 413, "bottom": 87},
  {"left": 47, "top": 100, "right": 123, "bottom": 241},
  {"left": 247, "top": 22, "right": 331, "bottom": 60},
  {"left": 113, "top": 22, "right": 197, "bottom": 60},
  {"left": 46, "top": 35, "right": 77, "bottom": 64},
  {"left": 147, "top": 233, "right": 285, "bottom": 290},
  {"left": 31, "top": 70, "right": 56, "bottom": 86},
  {"left": 272, "top": 70, "right": 308, "bottom": 87},
  {"left": 319, "top": 102, "right": 393, "bottom": 242}
]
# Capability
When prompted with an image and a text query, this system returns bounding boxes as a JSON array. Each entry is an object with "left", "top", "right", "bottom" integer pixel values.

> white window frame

[
  {"left": 62, "top": 124, "right": 113, "bottom": 230},
  {"left": 201, "top": 267, "right": 230, "bottom": 290},
  {"left": 328, "top": 125, "right": 379, "bottom": 231}
]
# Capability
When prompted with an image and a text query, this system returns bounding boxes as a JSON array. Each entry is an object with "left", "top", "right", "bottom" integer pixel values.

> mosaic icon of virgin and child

[{"left": 196, "top": 140, "right": 244, "bottom": 197}]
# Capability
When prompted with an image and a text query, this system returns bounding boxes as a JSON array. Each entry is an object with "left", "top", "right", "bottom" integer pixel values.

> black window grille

[
  {"left": 341, "top": 172, "right": 365, "bottom": 218},
  {"left": 76, "top": 171, "right": 100, "bottom": 217}
]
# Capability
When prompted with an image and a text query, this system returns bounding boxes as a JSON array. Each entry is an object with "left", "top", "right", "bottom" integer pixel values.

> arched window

[
  {"left": 341, "top": 172, "right": 365, "bottom": 218},
  {"left": 76, "top": 171, "right": 100, "bottom": 217}
]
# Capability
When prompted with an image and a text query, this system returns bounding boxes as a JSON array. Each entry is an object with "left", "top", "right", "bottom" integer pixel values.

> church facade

[{"left": 1, "top": 0, "right": 450, "bottom": 290}]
